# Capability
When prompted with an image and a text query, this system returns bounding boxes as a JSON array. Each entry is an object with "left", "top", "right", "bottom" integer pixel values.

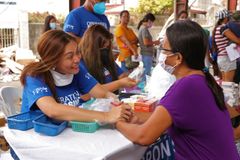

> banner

[{"left": 141, "top": 134, "right": 175, "bottom": 160}]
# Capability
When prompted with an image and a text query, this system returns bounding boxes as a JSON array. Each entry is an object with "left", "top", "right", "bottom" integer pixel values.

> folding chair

[{"left": 0, "top": 86, "right": 22, "bottom": 117}]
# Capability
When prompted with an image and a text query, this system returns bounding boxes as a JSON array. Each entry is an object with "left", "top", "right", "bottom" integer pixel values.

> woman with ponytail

[
  {"left": 117, "top": 20, "right": 239, "bottom": 159},
  {"left": 212, "top": 9, "right": 240, "bottom": 81},
  {"left": 137, "top": 13, "right": 160, "bottom": 81}
]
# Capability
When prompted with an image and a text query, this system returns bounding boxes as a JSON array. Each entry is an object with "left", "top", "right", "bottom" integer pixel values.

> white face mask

[
  {"left": 50, "top": 70, "right": 74, "bottom": 86},
  {"left": 158, "top": 53, "right": 177, "bottom": 75}
]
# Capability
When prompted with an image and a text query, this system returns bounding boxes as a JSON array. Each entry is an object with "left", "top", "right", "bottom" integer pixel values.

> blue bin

[
  {"left": 7, "top": 111, "right": 43, "bottom": 131},
  {"left": 33, "top": 115, "right": 67, "bottom": 136}
]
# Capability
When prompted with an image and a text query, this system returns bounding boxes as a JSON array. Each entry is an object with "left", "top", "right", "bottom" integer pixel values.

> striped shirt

[{"left": 214, "top": 24, "right": 229, "bottom": 56}]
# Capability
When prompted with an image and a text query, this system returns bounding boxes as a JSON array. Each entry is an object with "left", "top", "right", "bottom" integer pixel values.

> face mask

[
  {"left": 93, "top": 2, "right": 106, "bottom": 15},
  {"left": 50, "top": 70, "right": 74, "bottom": 86},
  {"left": 100, "top": 48, "right": 110, "bottom": 66},
  {"left": 49, "top": 22, "right": 56, "bottom": 29},
  {"left": 158, "top": 53, "right": 177, "bottom": 75}
]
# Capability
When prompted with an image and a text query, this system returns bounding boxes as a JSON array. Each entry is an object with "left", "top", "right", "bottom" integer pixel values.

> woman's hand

[
  {"left": 106, "top": 104, "right": 133, "bottom": 123},
  {"left": 119, "top": 77, "right": 137, "bottom": 88},
  {"left": 128, "top": 113, "right": 139, "bottom": 124},
  {"left": 154, "top": 40, "right": 160, "bottom": 46},
  {"left": 118, "top": 104, "right": 134, "bottom": 122}
]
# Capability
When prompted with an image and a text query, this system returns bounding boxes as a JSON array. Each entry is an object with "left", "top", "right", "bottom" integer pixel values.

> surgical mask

[
  {"left": 93, "top": 2, "right": 106, "bottom": 15},
  {"left": 158, "top": 53, "right": 177, "bottom": 75},
  {"left": 50, "top": 70, "right": 74, "bottom": 86},
  {"left": 100, "top": 48, "right": 110, "bottom": 66},
  {"left": 49, "top": 22, "right": 56, "bottom": 29}
]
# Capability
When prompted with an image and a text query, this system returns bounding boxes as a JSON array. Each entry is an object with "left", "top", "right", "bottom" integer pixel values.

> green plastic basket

[{"left": 70, "top": 121, "right": 99, "bottom": 133}]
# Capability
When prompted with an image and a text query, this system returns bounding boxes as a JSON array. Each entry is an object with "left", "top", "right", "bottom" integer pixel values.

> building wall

[{"left": 28, "top": 23, "right": 162, "bottom": 54}]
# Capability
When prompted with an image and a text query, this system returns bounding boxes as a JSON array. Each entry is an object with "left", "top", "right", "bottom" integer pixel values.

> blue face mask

[
  {"left": 49, "top": 23, "right": 56, "bottom": 29},
  {"left": 93, "top": 2, "right": 106, "bottom": 15}
]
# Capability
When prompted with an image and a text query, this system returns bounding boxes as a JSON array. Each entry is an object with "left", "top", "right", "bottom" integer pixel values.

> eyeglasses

[{"left": 159, "top": 44, "right": 175, "bottom": 53}]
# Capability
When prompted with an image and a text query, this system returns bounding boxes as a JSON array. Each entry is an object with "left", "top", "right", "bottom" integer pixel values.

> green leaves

[{"left": 134, "top": 0, "right": 173, "bottom": 15}]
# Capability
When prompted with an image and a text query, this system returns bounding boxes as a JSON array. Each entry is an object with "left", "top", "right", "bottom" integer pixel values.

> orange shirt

[{"left": 114, "top": 24, "right": 138, "bottom": 62}]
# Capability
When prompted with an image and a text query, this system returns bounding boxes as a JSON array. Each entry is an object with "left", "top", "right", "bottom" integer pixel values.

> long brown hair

[
  {"left": 80, "top": 24, "right": 118, "bottom": 83},
  {"left": 43, "top": 15, "right": 56, "bottom": 33},
  {"left": 20, "top": 30, "right": 77, "bottom": 100}
]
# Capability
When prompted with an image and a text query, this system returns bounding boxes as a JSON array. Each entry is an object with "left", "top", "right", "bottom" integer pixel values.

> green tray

[{"left": 70, "top": 121, "right": 99, "bottom": 133}]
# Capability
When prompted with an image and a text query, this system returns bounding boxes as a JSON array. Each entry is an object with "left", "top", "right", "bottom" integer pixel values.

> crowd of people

[{"left": 9, "top": 0, "right": 240, "bottom": 159}]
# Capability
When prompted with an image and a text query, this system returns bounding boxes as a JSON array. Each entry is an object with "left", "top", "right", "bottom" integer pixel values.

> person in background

[
  {"left": 227, "top": 11, "right": 240, "bottom": 83},
  {"left": 177, "top": 10, "right": 188, "bottom": 20},
  {"left": 212, "top": 9, "right": 240, "bottom": 82},
  {"left": 43, "top": 15, "right": 57, "bottom": 33},
  {"left": 117, "top": 20, "right": 239, "bottom": 159},
  {"left": 114, "top": 10, "right": 139, "bottom": 72},
  {"left": 63, "top": 0, "right": 109, "bottom": 43},
  {"left": 137, "top": 13, "right": 160, "bottom": 82},
  {"left": 20, "top": 30, "right": 132, "bottom": 124},
  {"left": 80, "top": 24, "right": 137, "bottom": 94},
  {"left": 227, "top": 10, "right": 240, "bottom": 37}
]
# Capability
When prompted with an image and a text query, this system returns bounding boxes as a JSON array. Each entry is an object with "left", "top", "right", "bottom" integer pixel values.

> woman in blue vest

[
  {"left": 80, "top": 24, "right": 137, "bottom": 95},
  {"left": 20, "top": 30, "right": 131, "bottom": 123}
]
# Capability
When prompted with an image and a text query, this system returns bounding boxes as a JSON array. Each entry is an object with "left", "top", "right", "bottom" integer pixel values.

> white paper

[
  {"left": 226, "top": 43, "right": 240, "bottom": 61},
  {"left": 131, "top": 55, "right": 142, "bottom": 62}
]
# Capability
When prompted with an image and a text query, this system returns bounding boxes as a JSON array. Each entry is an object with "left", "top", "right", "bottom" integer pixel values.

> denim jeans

[{"left": 142, "top": 55, "right": 153, "bottom": 81}]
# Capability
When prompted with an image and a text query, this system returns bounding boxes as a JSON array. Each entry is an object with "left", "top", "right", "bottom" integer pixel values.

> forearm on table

[
  {"left": 116, "top": 121, "right": 146, "bottom": 144},
  {"left": 134, "top": 112, "right": 152, "bottom": 124},
  {"left": 37, "top": 97, "right": 106, "bottom": 122}
]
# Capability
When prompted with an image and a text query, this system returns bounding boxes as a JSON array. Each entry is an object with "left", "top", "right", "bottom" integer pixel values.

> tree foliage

[
  {"left": 28, "top": 12, "right": 65, "bottom": 24},
  {"left": 133, "top": 0, "right": 173, "bottom": 15}
]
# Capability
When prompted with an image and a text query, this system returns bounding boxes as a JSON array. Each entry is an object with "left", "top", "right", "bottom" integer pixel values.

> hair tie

[{"left": 202, "top": 67, "right": 209, "bottom": 73}]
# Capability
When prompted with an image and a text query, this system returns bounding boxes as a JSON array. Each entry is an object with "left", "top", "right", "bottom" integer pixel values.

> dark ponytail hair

[
  {"left": 137, "top": 13, "right": 156, "bottom": 30},
  {"left": 166, "top": 20, "right": 226, "bottom": 110}
]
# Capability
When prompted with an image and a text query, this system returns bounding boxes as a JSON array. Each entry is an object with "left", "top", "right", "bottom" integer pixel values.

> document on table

[{"left": 226, "top": 43, "right": 240, "bottom": 61}]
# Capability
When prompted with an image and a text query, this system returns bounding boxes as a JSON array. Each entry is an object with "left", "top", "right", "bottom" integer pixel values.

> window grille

[{"left": 0, "top": 28, "right": 17, "bottom": 48}]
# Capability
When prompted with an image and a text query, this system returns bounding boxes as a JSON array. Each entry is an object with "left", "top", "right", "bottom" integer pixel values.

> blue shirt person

[
  {"left": 79, "top": 24, "right": 137, "bottom": 95},
  {"left": 21, "top": 63, "right": 97, "bottom": 112},
  {"left": 63, "top": 0, "right": 110, "bottom": 42},
  {"left": 20, "top": 30, "right": 131, "bottom": 124}
]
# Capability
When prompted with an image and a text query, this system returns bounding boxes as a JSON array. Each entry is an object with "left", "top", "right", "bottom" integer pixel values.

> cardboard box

[{"left": 134, "top": 98, "right": 158, "bottom": 112}]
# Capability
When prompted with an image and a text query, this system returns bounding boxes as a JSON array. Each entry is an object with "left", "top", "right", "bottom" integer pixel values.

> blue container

[
  {"left": 7, "top": 111, "right": 43, "bottom": 131},
  {"left": 33, "top": 115, "right": 67, "bottom": 136}
]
